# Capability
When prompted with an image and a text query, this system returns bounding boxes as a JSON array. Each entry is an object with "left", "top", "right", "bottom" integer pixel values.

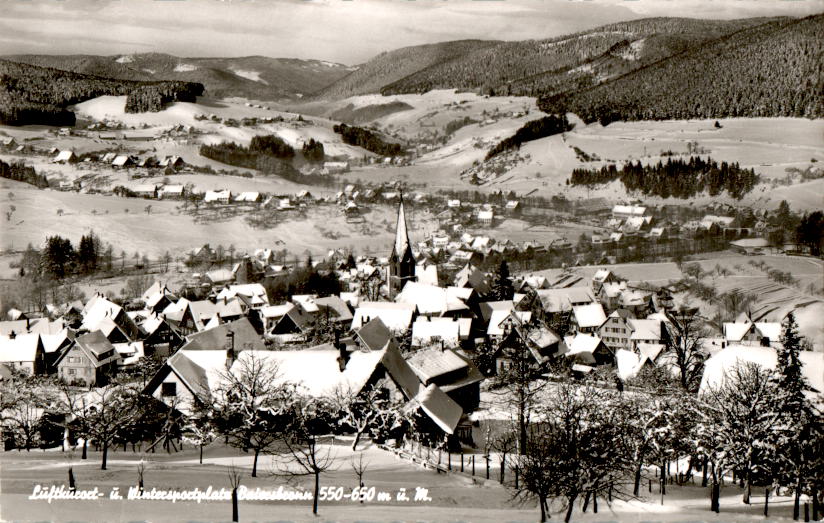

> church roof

[{"left": 391, "top": 197, "right": 414, "bottom": 263}]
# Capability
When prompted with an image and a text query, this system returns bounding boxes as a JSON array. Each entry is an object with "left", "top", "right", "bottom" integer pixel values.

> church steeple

[{"left": 389, "top": 194, "right": 416, "bottom": 292}]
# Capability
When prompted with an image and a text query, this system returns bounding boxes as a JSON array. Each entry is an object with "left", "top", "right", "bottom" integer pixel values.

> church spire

[
  {"left": 389, "top": 193, "right": 416, "bottom": 293},
  {"left": 393, "top": 193, "right": 410, "bottom": 259}
]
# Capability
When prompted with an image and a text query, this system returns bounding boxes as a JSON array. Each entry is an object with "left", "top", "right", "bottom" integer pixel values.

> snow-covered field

[{"left": 0, "top": 441, "right": 812, "bottom": 523}]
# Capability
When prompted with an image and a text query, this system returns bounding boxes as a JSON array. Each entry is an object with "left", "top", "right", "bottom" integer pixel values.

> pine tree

[
  {"left": 491, "top": 260, "right": 514, "bottom": 301},
  {"left": 771, "top": 312, "right": 818, "bottom": 519}
]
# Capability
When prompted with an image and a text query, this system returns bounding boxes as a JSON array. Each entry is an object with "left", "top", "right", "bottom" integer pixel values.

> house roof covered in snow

[{"left": 573, "top": 303, "right": 607, "bottom": 329}]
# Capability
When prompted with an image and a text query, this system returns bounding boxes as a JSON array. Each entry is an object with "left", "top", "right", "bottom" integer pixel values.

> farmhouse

[
  {"left": 52, "top": 150, "right": 77, "bottom": 164},
  {"left": 159, "top": 184, "right": 185, "bottom": 199},
  {"left": 612, "top": 204, "right": 647, "bottom": 219},
  {"left": 322, "top": 161, "right": 349, "bottom": 174},
  {"left": 722, "top": 320, "right": 782, "bottom": 346},
  {"left": 234, "top": 192, "right": 261, "bottom": 203},
  {"left": 159, "top": 156, "right": 185, "bottom": 170},
  {"left": 729, "top": 237, "right": 770, "bottom": 255},
  {"left": 0, "top": 333, "right": 46, "bottom": 375},
  {"left": 133, "top": 184, "right": 159, "bottom": 199},
  {"left": 54, "top": 331, "right": 120, "bottom": 387},
  {"left": 112, "top": 155, "right": 135, "bottom": 168},
  {"left": 204, "top": 190, "right": 231, "bottom": 204}
]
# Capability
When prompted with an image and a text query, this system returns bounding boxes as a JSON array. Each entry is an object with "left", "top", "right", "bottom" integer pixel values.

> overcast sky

[{"left": 1, "top": 0, "right": 821, "bottom": 64}]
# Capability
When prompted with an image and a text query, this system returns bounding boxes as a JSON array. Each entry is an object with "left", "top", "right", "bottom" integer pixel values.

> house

[
  {"left": 204, "top": 269, "right": 234, "bottom": 286},
  {"left": 204, "top": 190, "right": 231, "bottom": 204},
  {"left": 564, "top": 333, "right": 613, "bottom": 366},
  {"left": 216, "top": 284, "right": 269, "bottom": 309},
  {"left": 138, "top": 156, "right": 158, "bottom": 168},
  {"left": 406, "top": 348, "right": 483, "bottom": 412},
  {"left": 112, "top": 155, "right": 135, "bottom": 169},
  {"left": 1, "top": 137, "right": 17, "bottom": 149},
  {"left": 447, "top": 200, "right": 461, "bottom": 208},
  {"left": 571, "top": 303, "right": 607, "bottom": 334},
  {"left": 159, "top": 156, "right": 185, "bottom": 170},
  {"left": 612, "top": 204, "right": 647, "bottom": 219},
  {"left": 54, "top": 331, "right": 120, "bottom": 387},
  {"left": 411, "top": 317, "right": 462, "bottom": 348},
  {"left": 486, "top": 307, "right": 532, "bottom": 340},
  {"left": 234, "top": 192, "right": 261, "bottom": 203},
  {"left": 493, "top": 318, "right": 564, "bottom": 375},
  {"left": 536, "top": 287, "right": 596, "bottom": 315},
  {"left": 598, "top": 309, "right": 635, "bottom": 352},
  {"left": 0, "top": 333, "right": 46, "bottom": 375},
  {"left": 477, "top": 210, "right": 493, "bottom": 226},
  {"left": 133, "top": 183, "right": 159, "bottom": 199},
  {"left": 730, "top": 238, "right": 770, "bottom": 255},
  {"left": 322, "top": 161, "right": 349, "bottom": 174},
  {"left": 159, "top": 184, "right": 185, "bottom": 199},
  {"left": 591, "top": 269, "right": 621, "bottom": 294},
  {"left": 505, "top": 200, "right": 521, "bottom": 216},
  {"left": 700, "top": 345, "right": 823, "bottom": 398},
  {"left": 723, "top": 321, "right": 782, "bottom": 346},
  {"left": 266, "top": 303, "right": 315, "bottom": 343},
  {"left": 180, "top": 317, "right": 265, "bottom": 352},
  {"left": 351, "top": 302, "right": 415, "bottom": 335},
  {"left": 52, "top": 150, "right": 77, "bottom": 164},
  {"left": 140, "top": 313, "right": 183, "bottom": 358},
  {"left": 144, "top": 341, "right": 425, "bottom": 419},
  {"left": 396, "top": 282, "right": 469, "bottom": 318},
  {"left": 627, "top": 318, "right": 668, "bottom": 351},
  {"left": 352, "top": 317, "right": 396, "bottom": 352},
  {"left": 81, "top": 296, "right": 141, "bottom": 342},
  {"left": 314, "top": 295, "right": 354, "bottom": 325}
]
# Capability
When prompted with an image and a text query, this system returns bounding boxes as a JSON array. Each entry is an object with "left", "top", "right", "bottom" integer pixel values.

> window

[
  {"left": 161, "top": 382, "right": 177, "bottom": 397},
  {"left": 67, "top": 368, "right": 76, "bottom": 375}
]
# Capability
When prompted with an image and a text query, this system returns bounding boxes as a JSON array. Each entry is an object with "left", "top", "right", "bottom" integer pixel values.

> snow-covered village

[
  {"left": 2, "top": 193, "right": 822, "bottom": 522},
  {"left": 1, "top": 1, "right": 823, "bottom": 522}
]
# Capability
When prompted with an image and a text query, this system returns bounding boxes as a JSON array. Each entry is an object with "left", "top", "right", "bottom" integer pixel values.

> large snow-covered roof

[
  {"left": 537, "top": 287, "right": 595, "bottom": 313},
  {"left": 699, "top": 345, "right": 824, "bottom": 397},
  {"left": 0, "top": 333, "right": 41, "bottom": 363},
  {"left": 411, "top": 318, "right": 460, "bottom": 348},
  {"left": 397, "top": 282, "right": 468, "bottom": 316},
  {"left": 573, "top": 303, "right": 607, "bottom": 329},
  {"left": 406, "top": 383, "right": 462, "bottom": 435},
  {"left": 406, "top": 348, "right": 469, "bottom": 384},
  {"left": 351, "top": 302, "right": 415, "bottom": 333},
  {"left": 723, "top": 321, "right": 753, "bottom": 342},
  {"left": 235, "top": 348, "right": 384, "bottom": 398}
]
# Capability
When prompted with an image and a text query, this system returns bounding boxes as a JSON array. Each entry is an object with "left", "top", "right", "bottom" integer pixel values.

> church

[{"left": 388, "top": 195, "right": 416, "bottom": 294}]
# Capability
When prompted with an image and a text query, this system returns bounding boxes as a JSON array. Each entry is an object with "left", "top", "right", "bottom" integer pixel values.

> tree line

[
  {"left": 0, "top": 59, "right": 204, "bottom": 126},
  {"left": 0, "top": 159, "right": 48, "bottom": 188},
  {"left": 485, "top": 114, "right": 572, "bottom": 160},
  {"left": 18, "top": 232, "right": 112, "bottom": 281},
  {"left": 569, "top": 156, "right": 759, "bottom": 199},
  {"left": 332, "top": 123, "right": 404, "bottom": 157}
]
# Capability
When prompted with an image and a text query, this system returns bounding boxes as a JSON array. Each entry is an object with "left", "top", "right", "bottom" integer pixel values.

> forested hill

[
  {"left": 317, "top": 40, "right": 501, "bottom": 99},
  {"left": 0, "top": 59, "right": 204, "bottom": 126},
  {"left": 537, "top": 15, "right": 824, "bottom": 122},
  {"left": 318, "top": 17, "right": 782, "bottom": 99},
  {"left": 3, "top": 53, "right": 354, "bottom": 101}
]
